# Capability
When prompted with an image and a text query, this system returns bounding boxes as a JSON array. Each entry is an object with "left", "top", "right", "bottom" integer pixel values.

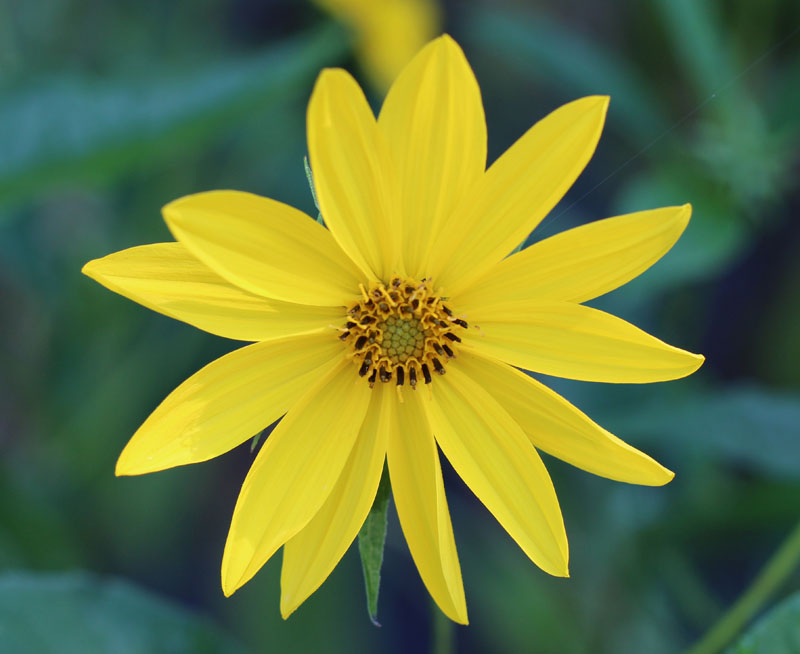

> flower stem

[
  {"left": 431, "top": 601, "right": 454, "bottom": 654},
  {"left": 688, "top": 519, "right": 800, "bottom": 654}
]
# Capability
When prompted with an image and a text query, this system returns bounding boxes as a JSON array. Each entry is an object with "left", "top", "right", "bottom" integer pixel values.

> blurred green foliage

[
  {"left": 0, "top": 24, "right": 346, "bottom": 210},
  {"left": 1, "top": 0, "right": 799, "bottom": 652},
  {"left": 0, "top": 571, "right": 245, "bottom": 653},
  {"left": 727, "top": 591, "right": 800, "bottom": 653}
]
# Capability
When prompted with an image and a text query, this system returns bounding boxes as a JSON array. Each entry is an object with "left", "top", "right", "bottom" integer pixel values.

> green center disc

[{"left": 377, "top": 316, "right": 428, "bottom": 364}]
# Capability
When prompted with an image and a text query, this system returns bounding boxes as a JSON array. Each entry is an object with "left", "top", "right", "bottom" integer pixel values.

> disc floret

[{"left": 339, "top": 276, "right": 468, "bottom": 390}]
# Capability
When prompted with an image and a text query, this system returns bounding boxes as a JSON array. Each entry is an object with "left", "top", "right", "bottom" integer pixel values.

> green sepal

[
  {"left": 510, "top": 232, "right": 532, "bottom": 255},
  {"left": 303, "top": 156, "right": 324, "bottom": 225},
  {"left": 250, "top": 427, "right": 268, "bottom": 453},
  {"left": 357, "top": 462, "right": 391, "bottom": 626}
]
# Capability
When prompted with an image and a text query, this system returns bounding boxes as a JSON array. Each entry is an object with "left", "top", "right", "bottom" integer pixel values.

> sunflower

[{"left": 82, "top": 35, "right": 703, "bottom": 624}]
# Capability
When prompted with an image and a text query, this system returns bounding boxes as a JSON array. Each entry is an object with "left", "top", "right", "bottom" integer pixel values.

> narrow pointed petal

[
  {"left": 424, "top": 366, "right": 569, "bottom": 577},
  {"left": 457, "top": 352, "right": 674, "bottom": 485},
  {"left": 464, "top": 301, "right": 704, "bottom": 383},
  {"left": 115, "top": 334, "right": 344, "bottom": 476},
  {"left": 457, "top": 205, "right": 692, "bottom": 310},
  {"left": 388, "top": 391, "right": 468, "bottom": 624},
  {"left": 221, "top": 362, "right": 371, "bottom": 596},
  {"left": 83, "top": 242, "right": 343, "bottom": 341},
  {"left": 378, "top": 34, "right": 486, "bottom": 279},
  {"left": 308, "top": 68, "right": 398, "bottom": 281},
  {"left": 163, "top": 190, "right": 365, "bottom": 306},
  {"left": 431, "top": 96, "right": 609, "bottom": 295},
  {"left": 280, "top": 384, "right": 391, "bottom": 619}
]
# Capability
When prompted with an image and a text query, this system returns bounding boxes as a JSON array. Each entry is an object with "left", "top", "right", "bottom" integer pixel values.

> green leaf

[
  {"left": 726, "top": 592, "right": 800, "bottom": 654},
  {"left": 0, "top": 24, "right": 347, "bottom": 213},
  {"left": 357, "top": 463, "right": 391, "bottom": 626},
  {"left": 0, "top": 571, "right": 246, "bottom": 654}
]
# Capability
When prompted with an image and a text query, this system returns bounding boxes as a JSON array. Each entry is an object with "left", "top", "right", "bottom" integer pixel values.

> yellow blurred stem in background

[{"left": 312, "top": 0, "right": 440, "bottom": 90}]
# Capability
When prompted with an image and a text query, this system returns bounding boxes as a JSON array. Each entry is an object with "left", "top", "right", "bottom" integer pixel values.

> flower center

[{"left": 339, "top": 276, "right": 468, "bottom": 391}]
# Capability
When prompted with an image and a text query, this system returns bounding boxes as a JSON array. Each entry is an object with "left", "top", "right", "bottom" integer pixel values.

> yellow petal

[
  {"left": 424, "top": 366, "right": 569, "bottom": 577},
  {"left": 83, "top": 242, "right": 343, "bottom": 342},
  {"left": 431, "top": 96, "right": 609, "bottom": 295},
  {"left": 378, "top": 35, "right": 486, "bottom": 279},
  {"left": 280, "top": 384, "right": 391, "bottom": 619},
  {"left": 163, "top": 190, "right": 365, "bottom": 306},
  {"left": 457, "top": 205, "right": 692, "bottom": 310},
  {"left": 221, "top": 361, "right": 371, "bottom": 596},
  {"left": 456, "top": 352, "right": 674, "bottom": 485},
  {"left": 388, "top": 390, "right": 468, "bottom": 624},
  {"left": 115, "top": 333, "right": 343, "bottom": 475},
  {"left": 307, "top": 68, "right": 398, "bottom": 281},
  {"left": 465, "top": 301, "right": 704, "bottom": 383}
]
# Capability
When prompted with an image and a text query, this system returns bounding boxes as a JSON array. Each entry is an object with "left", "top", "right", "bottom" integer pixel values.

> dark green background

[{"left": 1, "top": 0, "right": 799, "bottom": 652}]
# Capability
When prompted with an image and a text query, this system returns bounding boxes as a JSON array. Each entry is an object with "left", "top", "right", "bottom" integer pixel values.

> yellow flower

[
  {"left": 82, "top": 35, "right": 704, "bottom": 624},
  {"left": 312, "top": 0, "right": 439, "bottom": 90}
]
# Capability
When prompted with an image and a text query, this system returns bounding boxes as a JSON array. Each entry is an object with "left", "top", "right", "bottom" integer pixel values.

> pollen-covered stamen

[
  {"left": 340, "top": 276, "right": 469, "bottom": 389},
  {"left": 358, "top": 360, "right": 370, "bottom": 377},
  {"left": 421, "top": 364, "right": 432, "bottom": 384}
]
